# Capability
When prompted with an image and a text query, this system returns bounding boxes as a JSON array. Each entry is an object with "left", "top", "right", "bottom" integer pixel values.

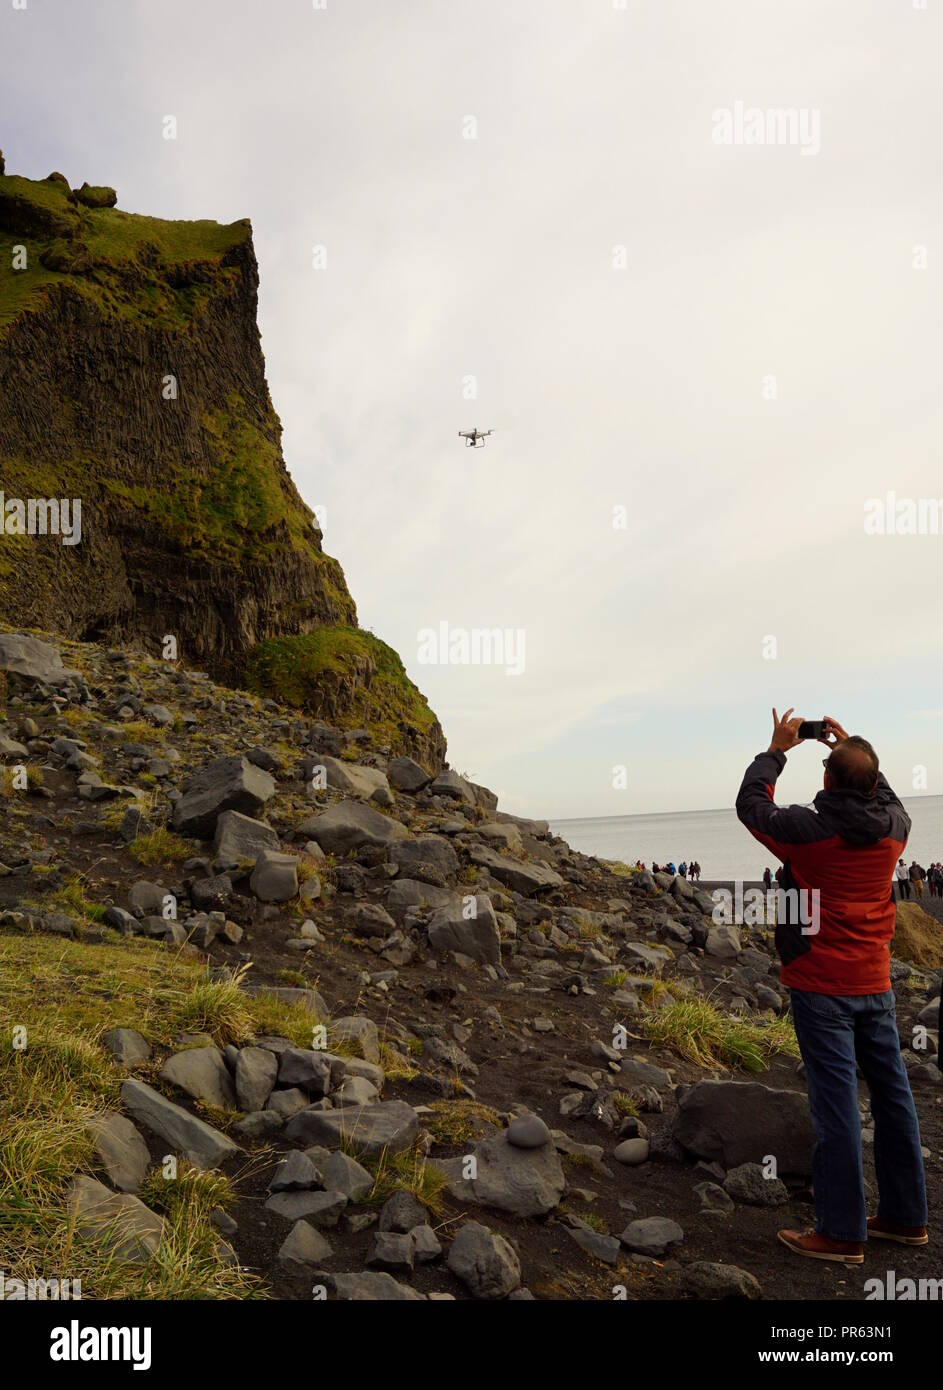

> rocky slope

[
  {"left": 1, "top": 628, "right": 941, "bottom": 1301},
  {"left": 0, "top": 159, "right": 444, "bottom": 768}
]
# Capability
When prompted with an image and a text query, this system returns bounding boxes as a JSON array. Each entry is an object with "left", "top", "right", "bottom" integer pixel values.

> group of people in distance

[
  {"left": 636, "top": 858, "right": 701, "bottom": 880},
  {"left": 894, "top": 859, "right": 943, "bottom": 899}
]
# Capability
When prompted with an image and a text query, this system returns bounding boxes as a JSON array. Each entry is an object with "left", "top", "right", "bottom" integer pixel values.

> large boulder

[
  {"left": 447, "top": 1221, "right": 520, "bottom": 1299},
  {"left": 120, "top": 1079, "right": 240, "bottom": 1170},
  {"left": 249, "top": 850, "right": 298, "bottom": 902},
  {"left": 467, "top": 845, "right": 563, "bottom": 896},
  {"left": 438, "top": 1130, "right": 564, "bottom": 1217},
  {"left": 427, "top": 895, "right": 501, "bottom": 965},
  {"left": 68, "top": 1176, "right": 163, "bottom": 1264},
  {"left": 0, "top": 633, "right": 81, "bottom": 686},
  {"left": 429, "top": 769, "right": 477, "bottom": 805},
  {"left": 308, "top": 755, "right": 392, "bottom": 803},
  {"left": 235, "top": 1047, "right": 278, "bottom": 1111},
  {"left": 173, "top": 756, "right": 275, "bottom": 838},
  {"left": 301, "top": 800, "right": 408, "bottom": 855},
  {"left": 86, "top": 1113, "right": 150, "bottom": 1193},
  {"left": 671, "top": 1080, "right": 815, "bottom": 1178},
  {"left": 72, "top": 181, "right": 118, "bottom": 208},
  {"left": 284, "top": 1100, "right": 419, "bottom": 1157},
  {"left": 160, "top": 1046, "right": 236, "bottom": 1108},
  {"left": 387, "top": 756, "right": 431, "bottom": 792},
  {"left": 389, "top": 835, "right": 459, "bottom": 879},
  {"left": 386, "top": 879, "right": 458, "bottom": 916},
  {"left": 213, "top": 810, "right": 279, "bottom": 864}
]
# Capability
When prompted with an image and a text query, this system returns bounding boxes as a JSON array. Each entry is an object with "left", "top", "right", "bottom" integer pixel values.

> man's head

[{"left": 823, "top": 735, "right": 879, "bottom": 794}]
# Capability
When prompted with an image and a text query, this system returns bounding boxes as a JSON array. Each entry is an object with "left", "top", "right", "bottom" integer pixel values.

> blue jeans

[{"left": 789, "top": 989, "right": 927, "bottom": 1243}]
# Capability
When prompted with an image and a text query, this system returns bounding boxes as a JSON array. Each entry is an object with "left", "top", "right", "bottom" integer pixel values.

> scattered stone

[
  {"left": 121, "top": 1079, "right": 240, "bottom": 1170},
  {"left": 68, "top": 1176, "right": 163, "bottom": 1264},
  {"left": 160, "top": 1046, "right": 236, "bottom": 1108},
  {"left": 86, "top": 1113, "right": 150, "bottom": 1193},
  {"left": 723, "top": 1162, "right": 789, "bottom": 1207},
  {"left": 102, "top": 1028, "right": 151, "bottom": 1069},
  {"left": 447, "top": 1221, "right": 521, "bottom": 1299},
  {"left": 619, "top": 1216, "right": 684, "bottom": 1256},
  {"left": 277, "top": 1220, "right": 333, "bottom": 1267}
]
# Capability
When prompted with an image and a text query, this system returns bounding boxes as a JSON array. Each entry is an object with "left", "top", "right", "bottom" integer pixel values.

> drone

[{"left": 458, "top": 427, "right": 494, "bottom": 449}]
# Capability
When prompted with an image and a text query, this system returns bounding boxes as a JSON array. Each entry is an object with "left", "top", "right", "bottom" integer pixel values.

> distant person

[
  {"left": 667, "top": 861, "right": 676, "bottom": 875},
  {"left": 932, "top": 863, "right": 943, "bottom": 897},
  {"left": 763, "top": 867, "right": 773, "bottom": 890},
  {"left": 688, "top": 862, "right": 696, "bottom": 881},
  {"left": 896, "top": 859, "right": 910, "bottom": 900},
  {"left": 678, "top": 860, "right": 687, "bottom": 878},
  {"left": 736, "top": 709, "right": 927, "bottom": 1265},
  {"left": 909, "top": 860, "right": 925, "bottom": 899}
]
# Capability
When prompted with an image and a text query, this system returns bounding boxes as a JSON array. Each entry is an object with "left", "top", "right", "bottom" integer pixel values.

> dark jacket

[{"left": 736, "top": 750, "right": 910, "bottom": 995}]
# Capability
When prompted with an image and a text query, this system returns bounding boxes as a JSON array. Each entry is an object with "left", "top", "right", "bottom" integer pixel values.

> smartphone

[{"left": 798, "top": 720, "right": 827, "bottom": 740}]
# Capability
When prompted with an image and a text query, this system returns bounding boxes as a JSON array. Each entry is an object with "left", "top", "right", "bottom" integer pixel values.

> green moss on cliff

[
  {"left": 246, "top": 627, "right": 438, "bottom": 752},
  {"left": 0, "top": 171, "right": 249, "bottom": 330}
]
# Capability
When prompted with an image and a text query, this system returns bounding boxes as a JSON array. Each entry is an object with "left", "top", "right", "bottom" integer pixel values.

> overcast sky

[{"left": 3, "top": 0, "right": 942, "bottom": 818}]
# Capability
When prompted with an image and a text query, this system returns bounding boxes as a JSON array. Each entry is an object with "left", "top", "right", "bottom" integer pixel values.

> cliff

[{"left": 0, "top": 160, "right": 444, "bottom": 768}]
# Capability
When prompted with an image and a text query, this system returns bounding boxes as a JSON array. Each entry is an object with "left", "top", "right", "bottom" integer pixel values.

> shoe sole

[
  {"left": 867, "top": 1229, "right": 929, "bottom": 1246},
  {"left": 777, "top": 1231, "right": 864, "bottom": 1264}
]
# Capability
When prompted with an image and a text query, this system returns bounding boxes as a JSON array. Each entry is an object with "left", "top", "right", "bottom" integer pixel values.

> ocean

[{"left": 551, "top": 796, "right": 943, "bottom": 882}]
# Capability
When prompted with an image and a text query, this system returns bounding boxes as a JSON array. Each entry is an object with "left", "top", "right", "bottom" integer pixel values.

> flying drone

[{"left": 458, "top": 428, "right": 494, "bottom": 449}]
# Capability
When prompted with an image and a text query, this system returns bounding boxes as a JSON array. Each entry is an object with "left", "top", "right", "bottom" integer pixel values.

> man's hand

[
  {"left": 818, "top": 716, "right": 849, "bottom": 749},
  {"left": 769, "top": 706, "right": 804, "bottom": 754}
]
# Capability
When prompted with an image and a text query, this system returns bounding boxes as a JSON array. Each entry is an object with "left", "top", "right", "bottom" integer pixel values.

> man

[
  {"left": 910, "top": 860, "right": 925, "bottom": 899},
  {"left": 736, "top": 709, "right": 927, "bottom": 1265},
  {"left": 896, "top": 858, "right": 910, "bottom": 900}
]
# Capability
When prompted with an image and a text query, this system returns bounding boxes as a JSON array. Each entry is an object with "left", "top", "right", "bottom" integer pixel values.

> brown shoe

[
  {"left": 867, "top": 1217, "right": 928, "bottom": 1246},
  {"left": 778, "top": 1228, "right": 864, "bottom": 1264}
]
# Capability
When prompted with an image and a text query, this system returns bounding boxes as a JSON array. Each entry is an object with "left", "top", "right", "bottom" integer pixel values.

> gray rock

[
  {"left": 331, "top": 1271, "right": 426, "bottom": 1301},
  {"left": 250, "top": 850, "right": 298, "bottom": 902},
  {"left": 102, "top": 1028, "right": 151, "bottom": 1069},
  {"left": 265, "top": 1088, "right": 310, "bottom": 1119},
  {"left": 367, "top": 1230, "right": 415, "bottom": 1272},
  {"left": 0, "top": 633, "right": 81, "bottom": 685},
  {"left": 320, "top": 1150, "right": 374, "bottom": 1202},
  {"left": 693, "top": 1180, "right": 735, "bottom": 1213},
  {"left": 467, "top": 845, "right": 563, "bottom": 896},
  {"left": 68, "top": 1176, "right": 163, "bottom": 1264},
  {"left": 410, "top": 1224, "right": 443, "bottom": 1262},
  {"left": 213, "top": 809, "right": 279, "bottom": 864},
  {"left": 564, "top": 1219, "right": 621, "bottom": 1264},
  {"left": 120, "top": 1078, "right": 240, "bottom": 1170},
  {"left": 447, "top": 1221, "right": 521, "bottom": 1299},
  {"left": 330, "top": 1015, "right": 380, "bottom": 1064},
  {"left": 311, "top": 755, "right": 392, "bottom": 803},
  {"left": 379, "top": 1190, "right": 427, "bottom": 1233},
  {"left": 232, "top": 1110, "right": 283, "bottom": 1140},
  {"left": 160, "top": 1046, "right": 236, "bottom": 1108},
  {"left": 269, "top": 1150, "right": 323, "bottom": 1192},
  {"left": 277, "top": 1219, "right": 333, "bottom": 1267},
  {"left": 706, "top": 923, "right": 742, "bottom": 959},
  {"left": 672, "top": 1080, "right": 815, "bottom": 1178},
  {"left": 614, "top": 1137, "right": 650, "bottom": 1166},
  {"left": 723, "top": 1162, "right": 789, "bottom": 1207},
  {"left": 173, "top": 755, "right": 276, "bottom": 839},
  {"left": 390, "top": 835, "right": 459, "bottom": 879},
  {"left": 388, "top": 756, "right": 432, "bottom": 792},
  {"left": 427, "top": 895, "right": 501, "bottom": 965},
  {"left": 333, "top": 1075, "right": 379, "bottom": 1108},
  {"left": 680, "top": 1261, "right": 762, "bottom": 1299},
  {"left": 350, "top": 902, "right": 397, "bottom": 937},
  {"left": 301, "top": 800, "right": 408, "bottom": 855},
  {"left": 284, "top": 1099, "right": 419, "bottom": 1157},
  {"left": 235, "top": 1046, "right": 278, "bottom": 1112},
  {"left": 619, "top": 1216, "right": 684, "bottom": 1256},
  {"left": 264, "top": 1189, "right": 347, "bottom": 1225},
  {"left": 128, "top": 880, "right": 166, "bottom": 917},
  {"left": 438, "top": 1130, "right": 564, "bottom": 1217},
  {"left": 386, "top": 878, "right": 458, "bottom": 915},
  {"left": 506, "top": 1113, "right": 551, "bottom": 1149},
  {"left": 277, "top": 1049, "right": 332, "bottom": 1095},
  {"left": 86, "top": 1113, "right": 150, "bottom": 1193}
]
